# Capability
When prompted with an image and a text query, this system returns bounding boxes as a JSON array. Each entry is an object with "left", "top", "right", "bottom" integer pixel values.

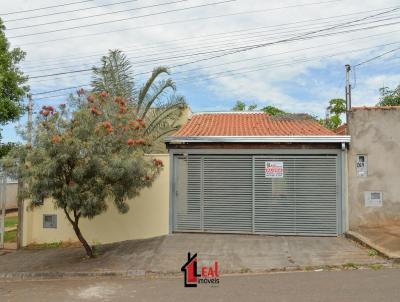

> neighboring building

[
  {"left": 166, "top": 112, "right": 350, "bottom": 236},
  {"left": 2, "top": 181, "right": 18, "bottom": 210},
  {"left": 347, "top": 106, "right": 400, "bottom": 229}
]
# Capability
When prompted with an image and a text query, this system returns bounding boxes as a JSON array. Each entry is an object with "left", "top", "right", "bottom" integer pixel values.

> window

[
  {"left": 356, "top": 154, "right": 368, "bottom": 177},
  {"left": 43, "top": 214, "right": 57, "bottom": 229}
]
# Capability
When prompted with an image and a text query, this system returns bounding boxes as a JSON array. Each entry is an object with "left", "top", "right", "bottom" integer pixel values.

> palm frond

[
  {"left": 137, "top": 67, "right": 170, "bottom": 113},
  {"left": 139, "top": 79, "right": 176, "bottom": 119}
]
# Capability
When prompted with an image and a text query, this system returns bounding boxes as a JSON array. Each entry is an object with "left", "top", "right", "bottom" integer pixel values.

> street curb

[
  {"left": 0, "top": 263, "right": 393, "bottom": 280},
  {"left": 346, "top": 231, "right": 400, "bottom": 261},
  {"left": 0, "top": 270, "right": 146, "bottom": 280}
]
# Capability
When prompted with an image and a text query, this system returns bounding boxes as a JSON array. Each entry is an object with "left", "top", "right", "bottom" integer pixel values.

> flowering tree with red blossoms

[{"left": 5, "top": 91, "right": 164, "bottom": 257}]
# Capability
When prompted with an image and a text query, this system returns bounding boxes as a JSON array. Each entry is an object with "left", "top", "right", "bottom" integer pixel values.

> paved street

[{"left": 1, "top": 269, "right": 400, "bottom": 302}]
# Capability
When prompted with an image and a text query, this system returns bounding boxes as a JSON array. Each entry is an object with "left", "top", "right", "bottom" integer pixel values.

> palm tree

[{"left": 91, "top": 50, "right": 187, "bottom": 151}]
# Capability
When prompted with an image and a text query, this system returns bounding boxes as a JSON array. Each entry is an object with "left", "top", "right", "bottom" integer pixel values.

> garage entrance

[{"left": 172, "top": 153, "right": 342, "bottom": 236}]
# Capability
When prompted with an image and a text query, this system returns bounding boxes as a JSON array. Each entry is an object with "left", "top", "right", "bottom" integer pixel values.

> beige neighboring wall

[
  {"left": 6, "top": 183, "right": 18, "bottom": 210},
  {"left": 348, "top": 107, "right": 400, "bottom": 229},
  {"left": 22, "top": 154, "right": 170, "bottom": 246}
]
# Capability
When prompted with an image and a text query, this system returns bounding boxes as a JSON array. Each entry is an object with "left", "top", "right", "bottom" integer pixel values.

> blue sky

[{"left": 1, "top": 0, "right": 400, "bottom": 143}]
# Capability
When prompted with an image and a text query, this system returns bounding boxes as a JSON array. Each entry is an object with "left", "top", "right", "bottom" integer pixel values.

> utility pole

[
  {"left": 27, "top": 94, "right": 33, "bottom": 144},
  {"left": 345, "top": 64, "right": 352, "bottom": 124},
  {"left": 15, "top": 94, "right": 33, "bottom": 248},
  {"left": 0, "top": 174, "right": 5, "bottom": 249}
]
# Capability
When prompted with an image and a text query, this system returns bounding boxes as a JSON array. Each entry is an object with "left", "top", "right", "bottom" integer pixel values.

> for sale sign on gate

[{"left": 265, "top": 161, "right": 284, "bottom": 178}]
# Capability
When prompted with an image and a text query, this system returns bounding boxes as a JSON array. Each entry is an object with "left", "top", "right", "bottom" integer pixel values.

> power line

[
  {"left": 6, "top": 0, "right": 194, "bottom": 30},
  {"left": 28, "top": 7, "right": 400, "bottom": 94},
  {"left": 28, "top": 23, "right": 400, "bottom": 89},
  {"left": 30, "top": 20, "right": 400, "bottom": 94},
  {"left": 171, "top": 39, "right": 400, "bottom": 77},
  {"left": 24, "top": 17, "right": 359, "bottom": 73},
  {"left": 31, "top": 40, "right": 400, "bottom": 100},
  {"left": 26, "top": 14, "right": 400, "bottom": 80},
  {"left": 16, "top": 4, "right": 396, "bottom": 47},
  {"left": 7, "top": 0, "right": 237, "bottom": 38},
  {"left": 24, "top": 8, "right": 386, "bottom": 68},
  {"left": 4, "top": 0, "right": 142, "bottom": 22},
  {"left": 175, "top": 41, "right": 400, "bottom": 83},
  {"left": 354, "top": 45, "right": 400, "bottom": 67},
  {"left": 0, "top": 0, "right": 94, "bottom": 16},
  {"left": 23, "top": 12, "right": 399, "bottom": 73}
]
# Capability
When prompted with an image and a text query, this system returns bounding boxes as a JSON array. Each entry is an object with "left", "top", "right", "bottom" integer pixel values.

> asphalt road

[{"left": 1, "top": 269, "right": 400, "bottom": 302}]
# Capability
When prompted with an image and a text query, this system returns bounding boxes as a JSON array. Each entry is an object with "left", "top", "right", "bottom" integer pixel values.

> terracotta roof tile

[
  {"left": 173, "top": 112, "right": 336, "bottom": 137},
  {"left": 334, "top": 124, "right": 347, "bottom": 135}
]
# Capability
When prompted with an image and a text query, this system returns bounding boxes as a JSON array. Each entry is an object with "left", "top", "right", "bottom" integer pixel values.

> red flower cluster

[
  {"left": 102, "top": 121, "right": 113, "bottom": 134},
  {"left": 114, "top": 96, "right": 127, "bottom": 113},
  {"left": 113, "top": 96, "right": 125, "bottom": 105},
  {"left": 40, "top": 105, "right": 55, "bottom": 117},
  {"left": 136, "top": 118, "right": 146, "bottom": 128},
  {"left": 87, "top": 95, "right": 95, "bottom": 103},
  {"left": 102, "top": 121, "right": 112, "bottom": 129},
  {"left": 91, "top": 106, "right": 102, "bottom": 116},
  {"left": 128, "top": 119, "right": 146, "bottom": 130},
  {"left": 153, "top": 159, "right": 164, "bottom": 167},
  {"left": 100, "top": 91, "right": 109, "bottom": 98},
  {"left": 51, "top": 135, "right": 62, "bottom": 144},
  {"left": 127, "top": 139, "right": 146, "bottom": 146}
]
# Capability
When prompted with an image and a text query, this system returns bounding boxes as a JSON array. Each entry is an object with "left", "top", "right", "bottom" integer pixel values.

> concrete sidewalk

[
  {"left": 0, "top": 234, "right": 386, "bottom": 277},
  {"left": 348, "top": 225, "right": 400, "bottom": 259}
]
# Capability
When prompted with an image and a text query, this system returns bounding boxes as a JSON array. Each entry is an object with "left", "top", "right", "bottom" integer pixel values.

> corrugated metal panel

[
  {"left": 173, "top": 154, "right": 339, "bottom": 236},
  {"left": 202, "top": 156, "right": 253, "bottom": 233},
  {"left": 174, "top": 156, "right": 202, "bottom": 231},
  {"left": 254, "top": 156, "right": 338, "bottom": 235}
]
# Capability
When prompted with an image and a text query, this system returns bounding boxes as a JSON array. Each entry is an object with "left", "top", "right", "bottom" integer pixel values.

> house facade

[{"left": 166, "top": 112, "right": 350, "bottom": 236}]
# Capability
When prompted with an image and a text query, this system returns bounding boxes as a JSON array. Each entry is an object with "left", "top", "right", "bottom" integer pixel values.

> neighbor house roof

[
  {"left": 166, "top": 112, "right": 351, "bottom": 144},
  {"left": 351, "top": 106, "right": 400, "bottom": 110}
]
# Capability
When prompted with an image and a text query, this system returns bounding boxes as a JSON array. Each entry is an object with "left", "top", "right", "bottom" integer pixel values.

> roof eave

[{"left": 165, "top": 135, "right": 351, "bottom": 144}]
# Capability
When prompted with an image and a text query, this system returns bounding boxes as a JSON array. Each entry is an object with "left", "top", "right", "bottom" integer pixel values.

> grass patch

[
  {"left": 369, "top": 264, "right": 384, "bottom": 271},
  {"left": 368, "top": 249, "right": 379, "bottom": 257},
  {"left": 5, "top": 216, "right": 18, "bottom": 228},
  {"left": 4, "top": 230, "right": 17, "bottom": 243},
  {"left": 27, "top": 241, "right": 63, "bottom": 249},
  {"left": 240, "top": 268, "right": 251, "bottom": 273},
  {"left": 342, "top": 262, "right": 359, "bottom": 270},
  {"left": 26, "top": 241, "right": 81, "bottom": 249},
  {"left": 92, "top": 242, "right": 102, "bottom": 257}
]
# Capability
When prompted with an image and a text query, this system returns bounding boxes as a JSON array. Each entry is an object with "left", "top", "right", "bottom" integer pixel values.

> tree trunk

[
  {"left": 72, "top": 222, "right": 94, "bottom": 258},
  {"left": 63, "top": 208, "right": 94, "bottom": 258}
]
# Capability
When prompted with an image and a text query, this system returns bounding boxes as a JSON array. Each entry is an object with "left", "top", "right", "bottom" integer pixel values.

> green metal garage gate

[{"left": 172, "top": 154, "right": 342, "bottom": 236}]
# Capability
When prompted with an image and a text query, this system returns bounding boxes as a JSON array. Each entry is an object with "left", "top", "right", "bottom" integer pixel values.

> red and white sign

[{"left": 265, "top": 161, "right": 284, "bottom": 178}]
